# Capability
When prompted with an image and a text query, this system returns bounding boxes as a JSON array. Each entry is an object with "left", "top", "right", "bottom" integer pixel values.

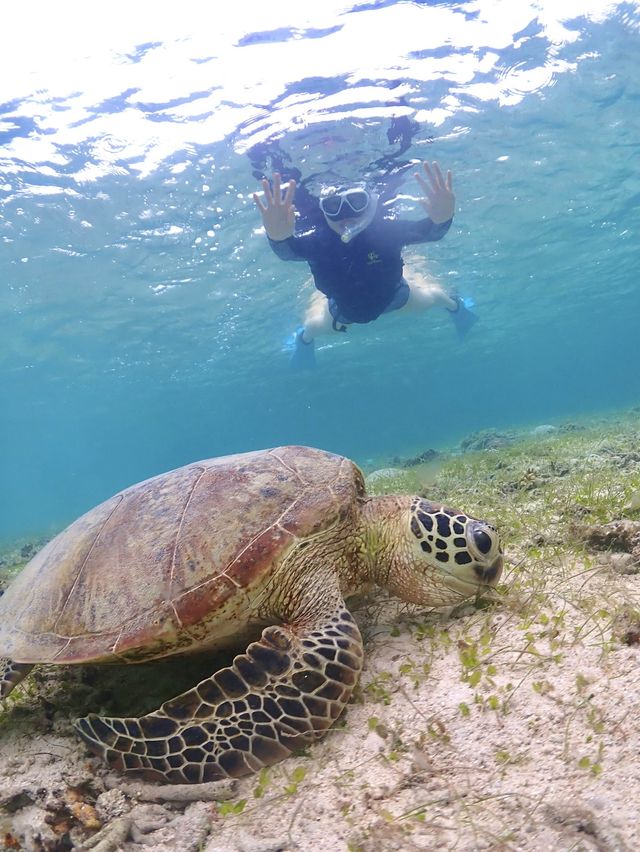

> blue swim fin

[
  {"left": 289, "top": 327, "right": 316, "bottom": 370},
  {"left": 448, "top": 295, "right": 478, "bottom": 339}
]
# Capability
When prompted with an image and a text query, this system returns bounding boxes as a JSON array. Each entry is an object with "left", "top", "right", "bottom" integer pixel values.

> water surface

[{"left": 1, "top": 0, "right": 639, "bottom": 538}]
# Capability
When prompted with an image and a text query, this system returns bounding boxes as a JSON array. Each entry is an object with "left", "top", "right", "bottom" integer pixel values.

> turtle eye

[{"left": 471, "top": 526, "right": 493, "bottom": 555}]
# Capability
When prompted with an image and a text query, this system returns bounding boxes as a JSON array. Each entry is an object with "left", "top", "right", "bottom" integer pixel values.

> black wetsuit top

[{"left": 268, "top": 211, "right": 452, "bottom": 323}]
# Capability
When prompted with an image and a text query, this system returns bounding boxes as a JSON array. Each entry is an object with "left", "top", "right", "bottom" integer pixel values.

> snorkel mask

[{"left": 319, "top": 186, "right": 379, "bottom": 243}]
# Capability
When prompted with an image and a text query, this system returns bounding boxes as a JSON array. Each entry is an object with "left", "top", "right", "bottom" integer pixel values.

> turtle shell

[{"left": 0, "top": 446, "right": 365, "bottom": 666}]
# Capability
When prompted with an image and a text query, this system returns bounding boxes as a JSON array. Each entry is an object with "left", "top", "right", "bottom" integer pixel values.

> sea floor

[{"left": 1, "top": 408, "right": 640, "bottom": 851}]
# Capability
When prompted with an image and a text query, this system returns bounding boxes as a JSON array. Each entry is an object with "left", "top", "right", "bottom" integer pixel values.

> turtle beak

[{"left": 473, "top": 553, "right": 503, "bottom": 586}]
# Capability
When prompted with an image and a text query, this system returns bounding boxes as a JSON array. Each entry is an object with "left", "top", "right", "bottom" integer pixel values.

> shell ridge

[
  {"left": 170, "top": 602, "right": 184, "bottom": 630},
  {"left": 52, "top": 638, "right": 72, "bottom": 661},
  {"left": 220, "top": 498, "right": 301, "bottom": 583},
  {"left": 268, "top": 449, "right": 308, "bottom": 487},
  {"left": 52, "top": 494, "right": 125, "bottom": 633},
  {"left": 169, "top": 465, "right": 208, "bottom": 596}
]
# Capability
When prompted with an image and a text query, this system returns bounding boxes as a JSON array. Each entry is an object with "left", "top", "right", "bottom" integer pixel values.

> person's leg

[
  {"left": 300, "top": 290, "right": 339, "bottom": 343},
  {"left": 400, "top": 260, "right": 477, "bottom": 338},
  {"left": 290, "top": 291, "right": 335, "bottom": 370},
  {"left": 402, "top": 267, "right": 457, "bottom": 313},
  {"left": 290, "top": 286, "right": 351, "bottom": 369}
]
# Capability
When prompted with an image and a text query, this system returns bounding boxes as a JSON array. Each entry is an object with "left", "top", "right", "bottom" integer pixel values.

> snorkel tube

[{"left": 340, "top": 192, "right": 378, "bottom": 243}]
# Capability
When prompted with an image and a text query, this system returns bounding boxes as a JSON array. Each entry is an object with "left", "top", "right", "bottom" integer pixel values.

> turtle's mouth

[
  {"left": 440, "top": 554, "right": 503, "bottom": 596},
  {"left": 475, "top": 554, "right": 503, "bottom": 585}
]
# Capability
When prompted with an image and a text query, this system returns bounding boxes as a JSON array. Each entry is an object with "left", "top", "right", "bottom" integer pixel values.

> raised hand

[
  {"left": 414, "top": 161, "right": 455, "bottom": 225},
  {"left": 252, "top": 172, "right": 297, "bottom": 241}
]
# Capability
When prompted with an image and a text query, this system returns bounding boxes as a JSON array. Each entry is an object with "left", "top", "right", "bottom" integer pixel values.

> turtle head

[{"left": 382, "top": 498, "right": 503, "bottom": 606}]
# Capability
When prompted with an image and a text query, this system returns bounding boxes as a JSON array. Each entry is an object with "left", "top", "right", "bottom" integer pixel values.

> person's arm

[
  {"left": 414, "top": 161, "right": 455, "bottom": 225},
  {"left": 253, "top": 171, "right": 315, "bottom": 262},
  {"left": 389, "top": 161, "right": 455, "bottom": 246},
  {"left": 267, "top": 234, "right": 308, "bottom": 262},
  {"left": 253, "top": 172, "right": 297, "bottom": 241},
  {"left": 391, "top": 215, "right": 452, "bottom": 246}
]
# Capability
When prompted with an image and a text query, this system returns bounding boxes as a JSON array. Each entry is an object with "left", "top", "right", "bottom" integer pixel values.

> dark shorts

[{"left": 327, "top": 278, "right": 410, "bottom": 326}]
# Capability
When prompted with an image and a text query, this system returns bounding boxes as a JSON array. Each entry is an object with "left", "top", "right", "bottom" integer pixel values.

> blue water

[{"left": 1, "top": 1, "right": 640, "bottom": 540}]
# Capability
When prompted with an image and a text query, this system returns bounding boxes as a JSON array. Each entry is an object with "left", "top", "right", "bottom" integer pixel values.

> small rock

[
  {"left": 531, "top": 424, "right": 556, "bottom": 436},
  {"left": 601, "top": 553, "right": 640, "bottom": 575}
]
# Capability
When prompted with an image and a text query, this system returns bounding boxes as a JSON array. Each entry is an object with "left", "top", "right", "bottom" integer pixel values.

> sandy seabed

[{"left": 2, "top": 412, "right": 640, "bottom": 851}]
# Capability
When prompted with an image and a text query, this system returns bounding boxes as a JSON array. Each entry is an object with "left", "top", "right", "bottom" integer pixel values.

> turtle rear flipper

[
  {"left": 0, "top": 659, "right": 34, "bottom": 700},
  {"left": 75, "top": 603, "right": 363, "bottom": 784}
]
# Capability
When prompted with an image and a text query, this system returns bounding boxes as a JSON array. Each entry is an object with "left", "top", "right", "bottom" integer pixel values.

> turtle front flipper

[
  {"left": 0, "top": 659, "right": 34, "bottom": 700},
  {"left": 74, "top": 604, "right": 363, "bottom": 783}
]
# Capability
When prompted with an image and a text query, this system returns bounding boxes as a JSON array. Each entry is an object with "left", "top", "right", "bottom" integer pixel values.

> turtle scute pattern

[
  {"left": 0, "top": 660, "right": 33, "bottom": 700},
  {"left": 0, "top": 446, "right": 359, "bottom": 667},
  {"left": 410, "top": 498, "right": 502, "bottom": 584},
  {"left": 75, "top": 607, "right": 363, "bottom": 784}
]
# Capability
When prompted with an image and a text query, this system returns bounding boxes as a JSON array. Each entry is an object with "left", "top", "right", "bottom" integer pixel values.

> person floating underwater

[{"left": 252, "top": 160, "right": 477, "bottom": 369}]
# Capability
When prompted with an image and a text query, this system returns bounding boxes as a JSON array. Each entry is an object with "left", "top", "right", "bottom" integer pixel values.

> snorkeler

[{"left": 253, "top": 160, "right": 476, "bottom": 369}]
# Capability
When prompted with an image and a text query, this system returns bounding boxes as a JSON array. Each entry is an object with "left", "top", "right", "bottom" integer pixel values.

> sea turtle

[{"left": 0, "top": 445, "right": 503, "bottom": 784}]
